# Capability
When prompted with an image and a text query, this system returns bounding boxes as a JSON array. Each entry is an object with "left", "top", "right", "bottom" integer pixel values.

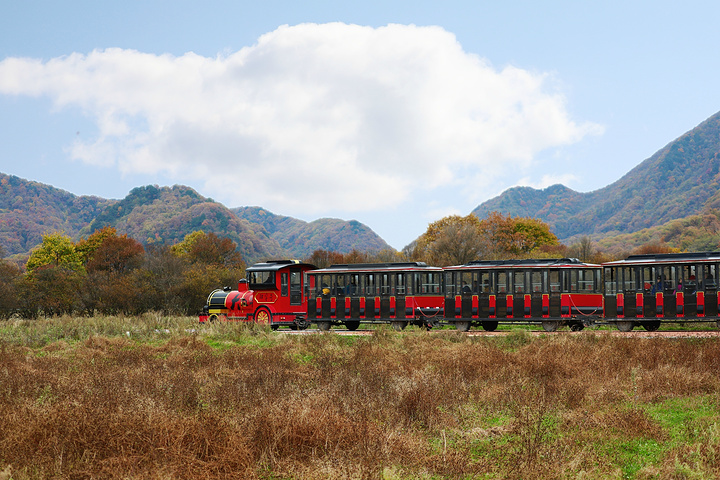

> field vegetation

[{"left": 2, "top": 316, "right": 720, "bottom": 479}]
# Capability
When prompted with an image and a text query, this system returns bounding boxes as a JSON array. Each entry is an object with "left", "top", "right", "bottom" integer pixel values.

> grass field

[{"left": 1, "top": 315, "right": 720, "bottom": 479}]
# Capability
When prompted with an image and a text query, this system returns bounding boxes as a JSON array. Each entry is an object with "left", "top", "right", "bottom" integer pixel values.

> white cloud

[{"left": 0, "top": 23, "right": 601, "bottom": 216}]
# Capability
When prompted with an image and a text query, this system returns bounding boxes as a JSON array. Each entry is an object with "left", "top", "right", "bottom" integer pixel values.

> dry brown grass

[{"left": 1, "top": 325, "right": 720, "bottom": 478}]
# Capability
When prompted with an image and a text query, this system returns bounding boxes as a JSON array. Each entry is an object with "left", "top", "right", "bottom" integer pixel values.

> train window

[
  {"left": 679, "top": 265, "right": 698, "bottom": 292},
  {"left": 604, "top": 267, "right": 617, "bottom": 295},
  {"left": 346, "top": 274, "right": 359, "bottom": 296},
  {"left": 396, "top": 274, "right": 405, "bottom": 295},
  {"left": 548, "top": 270, "right": 560, "bottom": 293},
  {"left": 335, "top": 274, "right": 346, "bottom": 296},
  {"left": 496, "top": 271, "right": 508, "bottom": 294},
  {"left": 405, "top": 274, "right": 413, "bottom": 295},
  {"left": 317, "top": 274, "right": 332, "bottom": 295},
  {"left": 379, "top": 273, "right": 391, "bottom": 296},
  {"left": 513, "top": 271, "right": 525, "bottom": 294},
  {"left": 281, "top": 273, "right": 288, "bottom": 297},
  {"left": 658, "top": 267, "right": 675, "bottom": 293},
  {"left": 621, "top": 267, "right": 636, "bottom": 293},
  {"left": 594, "top": 269, "right": 601, "bottom": 293},
  {"left": 531, "top": 271, "right": 543, "bottom": 293},
  {"left": 460, "top": 271, "right": 472, "bottom": 294},
  {"left": 419, "top": 272, "right": 441, "bottom": 294},
  {"left": 703, "top": 264, "right": 717, "bottom": 290},
  {"left": 479, "top": 272, "right": 491, "bottom": 294},
  {"left": 568, "top": 270, "right": 577, "bottom": 292},
  {"left": 579, "top": 269, "right": 596, "bottom": 292},
  {"left": 366, "top": 274, "right": 376, "bottom": 296},
  {"left": 250, "top": 271, "right": 275, "bottom": 289},
  {"left": 639, "top": 267, "right": 655, "bottom": 293},
  {"left": 305, "top": 273, "right": 315, "bottom": 297},
  {"left": 444, "top": 272, "right": 456, "bottom": 296}
]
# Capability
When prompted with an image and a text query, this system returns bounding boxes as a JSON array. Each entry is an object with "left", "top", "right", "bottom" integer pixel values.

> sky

[{"left": 2, "top": 1, "right": 720, "bottom": 250}]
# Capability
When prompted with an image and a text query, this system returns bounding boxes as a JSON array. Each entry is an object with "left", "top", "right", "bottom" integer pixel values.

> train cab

[
  {"left": 306, "top": 262, "right": 445, "bottom": 331},
  {"left": 200, "top": 260, "right": 317, "bottom": 329},
  {"left": 602, "top": 252, "right": 720, "bottom": 331},
  {"left": 443, "top": 258, "right": 603, "bottom": 332}
]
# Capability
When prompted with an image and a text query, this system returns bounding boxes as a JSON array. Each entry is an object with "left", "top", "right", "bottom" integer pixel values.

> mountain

[
  {"left": 233, "top": 206, "right": 392, "bottom": 257},
  {"left": 86, "top": 185, "right": 284, "bottom": 262},
  {"left": 0, "top": 175, "right": 391, "bottom": 263},
  {"left": 0, "top": 173, "right": 112, "bottom": 256},
  {"left": 473, "top": 110, "right": 720, "bottom": 241}
]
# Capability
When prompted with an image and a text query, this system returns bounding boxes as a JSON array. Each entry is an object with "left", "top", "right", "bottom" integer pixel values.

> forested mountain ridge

[
  {"left": 473, "top": 110, "right": 720, "bottom": 241},
  {"left": 0, "top": 176, "right": 387, "bottom": 263},
  {"left": 233, "top": 206, "right": 392, "bottom": 257},
  {"left": 85, "top": 185, "right": 284, "bottom": 262},
  {"left": 0, "top": 173, "right": 112, "bottom": 256}
]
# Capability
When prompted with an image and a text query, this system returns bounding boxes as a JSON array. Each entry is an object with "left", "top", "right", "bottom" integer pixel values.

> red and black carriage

[
  {"left": 602, "top": 251, "right": 720, "bottom": 331},
  {"left": 306, "top": 262, "right": 445, "bottom": 331},
  {"left": 200, "top": 260, "right": 317, "bottom": 329},
  {"left": 443, "top": 258, "right": 603, "bottom": 332}
]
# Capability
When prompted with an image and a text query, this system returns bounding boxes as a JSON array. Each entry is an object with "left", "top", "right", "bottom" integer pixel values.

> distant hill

[
  {"left": 594, "top": 210, "right": 720, "bottom": 256},
  {"left": 86, "top": 185, "right": 284, "bottom": 262},
  {"left": 233, "top": 206, "right": 392, "bottom": 257},
  {"left": 0, "top": 175, "right": 391, "bottom": 263},
  {"left": 0, "top": 173, "right": 112, "bottom": 256},
  {"left": 473, "top": 110, "right": 720, "bottom": 241}
]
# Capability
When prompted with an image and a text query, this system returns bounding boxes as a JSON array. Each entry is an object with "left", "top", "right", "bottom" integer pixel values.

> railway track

[{"left": 282, "top": 328, "right": 720, "bottom": 338}]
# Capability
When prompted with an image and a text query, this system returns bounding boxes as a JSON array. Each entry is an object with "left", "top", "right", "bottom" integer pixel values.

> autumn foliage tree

[
  {"left": 0, "top": 249, "right": 21, "bottom": 318},
  {"left": 167, "top": 231, "right": 247, "bottom": 314},
  {"left": 12, "top": 228, "right": 247, "bottom": 317},
  {"left": 21, "top": 233, "right": 85, "bottom": 316},
  {"left": 78, "top": 228, "right": 146, "bottom": 315},
  {"left": 412, "top": 215, "right": 487, "bottom": 266},
  {"left": 412, "top": 212, "right": 559, "bottom": 265}
]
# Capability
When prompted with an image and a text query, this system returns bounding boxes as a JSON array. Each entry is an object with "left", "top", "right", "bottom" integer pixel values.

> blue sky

[{"left": 2, "top": 1, "right": 720, "bottom": 250}]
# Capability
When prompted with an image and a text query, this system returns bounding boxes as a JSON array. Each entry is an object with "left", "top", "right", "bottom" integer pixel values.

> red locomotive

[{"left": 199, "top": 260, "right": 317, "bottom": 329}]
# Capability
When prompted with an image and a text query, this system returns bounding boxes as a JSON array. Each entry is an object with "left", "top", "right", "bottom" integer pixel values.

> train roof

[
  {"left": 603, "top": 251, "right": 720, "bottom": 266},
  {"left": 446, "top": 258, "right": 600, "bottom": 269},
  {"left": 310, "top": 261, "right": 442, "bottom": 273},
  {"left": 246, "top": 260, "right": 317, "bottom": 272}
]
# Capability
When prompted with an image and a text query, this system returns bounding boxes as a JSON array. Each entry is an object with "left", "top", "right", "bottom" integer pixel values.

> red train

[
  {"left": 200, "top": 260, "right": 317, "bottom": 330},
  {"left": 306, "top": 262, "right": 445, "bottom": 331},
  {"left": 200, "top": 252, "right": 720, "bottom": 332},
  {"left": 602, "top": 251, "right": 720, "bottom": 331},
  {"left": 442, "top": 258, "right": 602, "bottom": 332}
]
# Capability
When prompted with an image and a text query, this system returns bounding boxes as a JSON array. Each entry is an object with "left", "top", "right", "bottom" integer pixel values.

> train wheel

[
  {"left": 542, "top": 320, "right": 560, "bottom": 332},
  {"left": 317, "top": 321, "right": 331, "bottom": 332},
  {"left": 345, "top": 321, "right": 360, "bottom": 331},
  {"left": 642, "top": 320, "right": 661, "bottom": 332},
  {"left": 391, "top": 321, "right": 408, "bottom": 331},
  {"left": 481, "top": 321, "right": 498, "bottom": 332},
  {"left": 455, "top": 321, "right": 470, "bottom": 332},
  {"left": 255, "top": 307, "right": 272, "bottom": 326},
  {"left": 570, "top": 323, "right": 584, "bottom": 332},
  {"left": 616, "top": 321, "right": 634, "bottom": 332},
  {"left": 296, "top": 319, "right": 310, "bottom": 330},
  {"left": 208, "top": 314, "right": 219, "bottom": 323}
]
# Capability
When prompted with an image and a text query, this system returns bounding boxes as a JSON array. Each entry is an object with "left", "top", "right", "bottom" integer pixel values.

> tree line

[
  {"left": 306, "top": 212, "right": 625, "bottom": 269},
  {"left": 0, "top": 211, "right": 673, "bottom": 319},
  {"left": 0, "top": 228, "right": 245, "bottom": 319}
]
